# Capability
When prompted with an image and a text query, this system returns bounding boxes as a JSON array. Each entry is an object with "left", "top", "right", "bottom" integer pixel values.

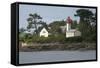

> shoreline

[
  {"left": 19, "top": 42, "right": 96, "bottom": 52},
  {"left": 19, "top": 49, "right": 96, "bottom": 52},
  {"left": 19, "top": 50, "right": 96, "bottom": 52}
]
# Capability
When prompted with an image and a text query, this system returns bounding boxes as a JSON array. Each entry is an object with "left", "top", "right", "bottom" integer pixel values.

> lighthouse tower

[
  {"left": 66, "top": 16, "right": 81, "bottom": 38},
  {"left": 66, "top": 16, "right": 72, "bottom": 31}
]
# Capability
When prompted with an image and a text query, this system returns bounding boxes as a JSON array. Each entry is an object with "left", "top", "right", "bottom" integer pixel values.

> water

[{"left": 19, "top": 50, "right": 96, "bottom": 64}]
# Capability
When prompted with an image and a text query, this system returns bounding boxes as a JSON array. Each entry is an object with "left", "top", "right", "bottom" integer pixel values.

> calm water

[{"left": 19, "top": 50, "right": 96, "bottom": 64}]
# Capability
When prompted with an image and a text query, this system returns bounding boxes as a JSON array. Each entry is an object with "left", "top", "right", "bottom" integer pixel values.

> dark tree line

[{"left": 75, "top": 9, "right": 96, "bottom": 42}]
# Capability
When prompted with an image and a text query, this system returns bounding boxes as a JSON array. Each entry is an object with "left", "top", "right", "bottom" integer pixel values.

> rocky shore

[{"left": 19, "top": 43, "right": 96, "bottom": 52}]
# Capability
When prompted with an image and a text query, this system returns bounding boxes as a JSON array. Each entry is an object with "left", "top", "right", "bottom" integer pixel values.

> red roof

[{"left": 66, "top": 16, "right": 72, "bottom": 24}]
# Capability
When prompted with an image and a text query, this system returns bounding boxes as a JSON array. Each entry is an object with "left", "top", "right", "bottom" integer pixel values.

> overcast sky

[{"left": 19, "top": 4, "right": 96, "bottom": 29}]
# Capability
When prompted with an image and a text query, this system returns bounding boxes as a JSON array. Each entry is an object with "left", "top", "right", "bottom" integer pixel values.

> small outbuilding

[{"left": 39, "top": 28, "right": 49, "bottom": 37}]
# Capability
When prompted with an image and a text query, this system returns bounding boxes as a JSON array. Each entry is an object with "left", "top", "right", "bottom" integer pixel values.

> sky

[{"left": 19, "top": 4, "right": 96, "bottom": 29}]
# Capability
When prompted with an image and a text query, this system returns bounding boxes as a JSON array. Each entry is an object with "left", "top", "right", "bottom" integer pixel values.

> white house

[
  {"left": 40, "top": 28, "right": 49, "bottom": 37},
  {"left": 66, "top": 29, "right": 81, "bottom": 38},
  {"left": 66, "top": 17, "right": 81, "bottom": 38}
]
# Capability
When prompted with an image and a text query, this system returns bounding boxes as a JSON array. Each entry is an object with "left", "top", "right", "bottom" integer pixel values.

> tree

[
  {"left": 27, "top": 13, "right": 45, "bottom": 35},
  {"left": 91, "top": 12, "right": 96, "bottom": 26},
  {"left": 75, "top": 9, "right": 93, "bottom": 23},
  {"left": 75, "top": 9, "right": 96, "bottom": 42},
  {"left": 19, "top": 28, "right": 25, "bottom": 34},
  {"left": 37, "top": 22, "right": 48, "bottom": 33},
  {"left": 19, "top": 28, "right": 25, "bottom": 42},
  {"left": 74, "top": 9, "right": 94, "bottom": 33},
  {"left": 49, "top": 20, "right": 66, "bottom": 34},
  {"left": 71, "top": 20, "right": 78, "bottom": 29}
]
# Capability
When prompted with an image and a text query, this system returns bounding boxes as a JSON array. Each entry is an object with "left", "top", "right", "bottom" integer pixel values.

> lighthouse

[
  {"left": 66, "top": 16, "right": 81, "bottom": 38},
  {"left": 66, "top": 16, "right": 72, "bottom": 31}
]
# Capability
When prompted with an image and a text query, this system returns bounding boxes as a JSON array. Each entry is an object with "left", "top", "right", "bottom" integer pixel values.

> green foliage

[
  {"left": 27, "top": 13, "right": 44, "bottom": 35},
  {"left": 20, "top": 34, "right": 83, "bottom": 43},
  {"left": 71, "top": 20, "right": 78, "bottom": 29},
  {"left": 49, "top": 20, "right": 66, "bottom": 34},
  {"left": 75, "top": 9, "right": 93, "bottom": 22},
  {"left": 19, "top": 28, "right": 25, "bottom": 33},
  {"left": 75, "top": 9, "right": 96, "bottom": 42},
  {"left": 65, "top": 36, "right": 83, "bottom": 43}
]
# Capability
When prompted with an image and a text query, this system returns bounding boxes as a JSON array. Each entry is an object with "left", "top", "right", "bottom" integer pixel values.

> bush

[
  {"left": 65, "top": 36, "right": 83, "bottom": 43},
  {"left": 21, "top": 34, "right": 83, "bottom": 43}
]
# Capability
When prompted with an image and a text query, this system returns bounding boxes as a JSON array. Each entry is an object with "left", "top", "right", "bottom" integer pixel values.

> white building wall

[
  {"left": 66, "top": 32, "right": 74, "bottom": 38},
  {"left": 66, "top": 23, "right": 71, "bottom": 31},
  {"left": 21, "top": 42, "right": 28, "bottom": 47},
  {"left": 40, "top": 28, "right": 48, "bottom": 37},
  {"left": 40, "top": 33, "right": 48, "bottom": 37},
  {"left": 74, "top": 31, "right": 81, "bottom": 36}
]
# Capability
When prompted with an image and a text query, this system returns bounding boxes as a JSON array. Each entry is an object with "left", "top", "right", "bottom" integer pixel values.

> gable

[{"left": 40, "top": 28, "right": 48, "bottom": 34}]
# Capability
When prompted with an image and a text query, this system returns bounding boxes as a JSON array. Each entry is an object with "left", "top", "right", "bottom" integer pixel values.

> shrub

[{"left": 65, "top": 36, "right": 83, "bottom": 43}]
